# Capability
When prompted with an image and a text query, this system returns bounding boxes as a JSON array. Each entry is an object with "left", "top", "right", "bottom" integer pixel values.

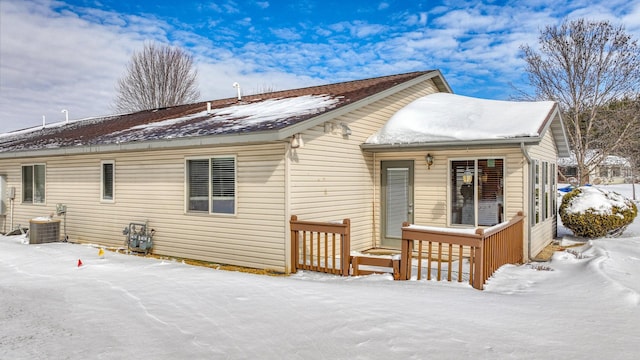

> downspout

[
  {"left": 284, "top": 141, "right": 292, "bottom": 273},
  {"left": 520, "top": 142, "right": 535, "bottom": 260},
  {"left": 372, "top": 152, "right": 377, "bottom": 249}
]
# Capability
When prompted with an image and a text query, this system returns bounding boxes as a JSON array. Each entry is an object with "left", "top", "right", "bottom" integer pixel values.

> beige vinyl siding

[
  {"left": 289, "top": 79, "right": 441, "bottom": 251},
  {"left": 0, "top": 143, "right": 288, "bottom": 271},
  {"left": 374, "top": 151, "right": 448, "bottom": 229},
  {"left": 527, "top": 130, "right": 560, "bottom": 257}
]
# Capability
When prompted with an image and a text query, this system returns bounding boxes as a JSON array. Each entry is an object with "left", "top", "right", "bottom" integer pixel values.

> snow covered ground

[{"left": 1, "top": 184, "right": 639, "bottom": 359}]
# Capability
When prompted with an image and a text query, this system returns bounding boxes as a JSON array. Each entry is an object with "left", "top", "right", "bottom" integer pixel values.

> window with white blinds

[
  {"left": 22, "top": 164, "right": 46, "bottom": 204},
  {"left": 187, "top": 157, "right": 236, "bottom": 214},
  {"left": 211, "top": 157, "right": 235, "bottom": 214},
  {"left": 450, "top": 158, "right": 504, "bottom": 227}
]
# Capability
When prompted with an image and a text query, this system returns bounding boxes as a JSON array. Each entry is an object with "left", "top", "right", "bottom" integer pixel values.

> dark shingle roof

[{"left": 0, "top": 71, "right": 436, "bottom": 153}]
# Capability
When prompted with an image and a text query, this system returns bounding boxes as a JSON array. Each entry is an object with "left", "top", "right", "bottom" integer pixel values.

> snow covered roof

[
  {"left": 0, "top": 71, "right": 450, "bottom": 156},
  {"left": 558, "top": 151, "right": 631, "bottom": 167},
  {"left": 363, "top": 93, "right": 570, "bottom": 156}
]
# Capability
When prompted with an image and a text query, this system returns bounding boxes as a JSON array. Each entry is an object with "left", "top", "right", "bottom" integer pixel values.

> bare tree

[
  {"left": 609, "top": 96, "right": 640, "bottom": 199},
  {"left": 114, "top": 42, "right": 200, "bottom": 113},
  {"left": 521, "top": 19, "right": 640, "bottom": 184}
]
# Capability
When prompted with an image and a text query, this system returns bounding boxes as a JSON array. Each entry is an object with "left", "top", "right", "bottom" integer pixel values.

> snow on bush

[{"left": 559, "top": 186, "right": 637, "bottom": 238}]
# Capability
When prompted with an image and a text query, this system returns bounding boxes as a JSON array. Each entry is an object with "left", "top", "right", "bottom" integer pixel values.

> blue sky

[{"left": 1, "top": 0, "right": 639, "bottom": 133}]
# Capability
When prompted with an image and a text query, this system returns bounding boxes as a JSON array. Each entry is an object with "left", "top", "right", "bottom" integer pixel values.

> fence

[
  {"left": 290, "top": 215, "right": 350, "bottom": 276},
  {"left": 399, "top": 212, "right": 525, "bottom": 290}
]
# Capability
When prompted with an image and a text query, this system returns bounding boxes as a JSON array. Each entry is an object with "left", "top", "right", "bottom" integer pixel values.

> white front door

[{"left": 381, "top": 161, "right": 414, "bottom": 248}]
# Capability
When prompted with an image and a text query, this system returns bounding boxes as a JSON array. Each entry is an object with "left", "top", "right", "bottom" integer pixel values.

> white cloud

[
  {"left": 315, "top": 27, "right": 332, "bottom": 37},
  {"left": 327, "top": 21, "right": 388, "bottom": 39},
  {"left": 270, "top": 27, "right": 302, "bottom": 41},
  {"left": 0, "top": 0, "right": 309, "bottom": 133},
  {"left": 1, "top": 0, "right": 638, "bottom": 134},
  {"left": 207, "top": 1, "right": 240, "bottom": 14},
  {"left": 0, "top": 0, "right": 149, "bottom": 131},
  {"left": 236, "top": 17, "right": 252, "bottom": 27}
]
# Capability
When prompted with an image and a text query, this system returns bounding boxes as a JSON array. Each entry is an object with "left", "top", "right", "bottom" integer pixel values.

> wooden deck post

[
  {"left": 290, "top": 215, "right": 299, "bottom": 274},
  {"left": 341, "top": 218, "right": 351, "bottom": 276},
  {"left": 399, "top": 222, "right": 412, "bottom": 280},
  {"left": 472, "top": 228, "right": 485, "bottom": 290}
]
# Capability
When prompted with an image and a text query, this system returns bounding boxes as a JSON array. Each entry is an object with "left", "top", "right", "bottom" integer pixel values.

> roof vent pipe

[
  {"left": 206, "top": 102, "right": 211, "bottom": 114},
  {"left": 61, "top": 109, "right": 69, "bottom": 123},
  {"left": 232, "top": 82, "right": 241, "bottom": 101},
  {"left": 42, "top": 115, "right": 46, "bottom": 128}
]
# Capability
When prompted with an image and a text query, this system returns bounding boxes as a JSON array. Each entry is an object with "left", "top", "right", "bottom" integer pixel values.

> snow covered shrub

[{"left": 559, "top": 186, "right": 637, "bottom": 239}]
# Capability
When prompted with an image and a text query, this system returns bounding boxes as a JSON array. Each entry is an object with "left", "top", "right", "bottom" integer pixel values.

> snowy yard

[{"left": 1, "top": 184, "right": 639, "bottom": 359}]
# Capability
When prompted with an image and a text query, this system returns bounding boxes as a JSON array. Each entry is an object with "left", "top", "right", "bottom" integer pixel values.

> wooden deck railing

[
  {"left": 399, "top": 212, "right": 525, "bottom": 290},
  {"left": 290, "top": 215, "right": 350, "bottom": 276}
]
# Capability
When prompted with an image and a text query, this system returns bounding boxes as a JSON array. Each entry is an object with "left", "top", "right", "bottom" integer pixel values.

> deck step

[{"left": 350, "top": 256, "right": 400, "bottom": 279}]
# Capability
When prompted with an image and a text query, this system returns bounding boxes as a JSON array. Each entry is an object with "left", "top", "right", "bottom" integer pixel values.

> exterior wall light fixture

[
  {"left": 425, "top": 153, "right": 434, "bottom": 169},
  {"left": 290, "top": 133, "right": 304, "bottom": 149}
]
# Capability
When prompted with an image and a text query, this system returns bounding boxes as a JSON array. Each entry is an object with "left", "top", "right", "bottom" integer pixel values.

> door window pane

[
  {"left": 385, "top": 168, "right": 409, "bottom": 238},
  {"left": 451, "top": 159, "right": 504, "bottom": 226},
  {"left": 451, "top": 161, "right": 475, "bottom": 226},
  {"left": 478, "top": 159, "right": 503, "bottom": 226}
]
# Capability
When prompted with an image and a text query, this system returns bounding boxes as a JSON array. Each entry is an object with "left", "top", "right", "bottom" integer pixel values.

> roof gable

[
  {"left": 366, "top": 93, "right": 555, "bottom": 143},
  {"left": 363, "top": 93, "right": 570, "bottom": 156},
  {"left": 0, "top": 70, "right": 447, "bottom": 156}
]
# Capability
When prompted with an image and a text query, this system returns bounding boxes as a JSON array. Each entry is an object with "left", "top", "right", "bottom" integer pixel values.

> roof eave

[
  {"left": 0, "top": 131, "right": 288, "bottom": 159},
  {"left": 535, "top": 104, "right": 571, "bottom": 158},
  {"left": 360, "top": 137, "right": 541, "bottom": 152}
]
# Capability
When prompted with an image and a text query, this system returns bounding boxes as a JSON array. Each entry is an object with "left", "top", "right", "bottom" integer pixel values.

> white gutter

[
  {"left": 284, "top": 141, "right": 292, "bottom": 273},
  {"left": 362, "top": 137, "right": 542, "bottom": 152}
]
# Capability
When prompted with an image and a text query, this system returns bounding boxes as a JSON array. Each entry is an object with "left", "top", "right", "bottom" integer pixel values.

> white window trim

[
  {"left": 100, "top": 160, "right": 115, "bottom": 203},
  {"left": 21, "top": 163, "right": 46, "bottom": 205},
  {"left": 184, "top": 155, "right": 237, "bottom": 216}
]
